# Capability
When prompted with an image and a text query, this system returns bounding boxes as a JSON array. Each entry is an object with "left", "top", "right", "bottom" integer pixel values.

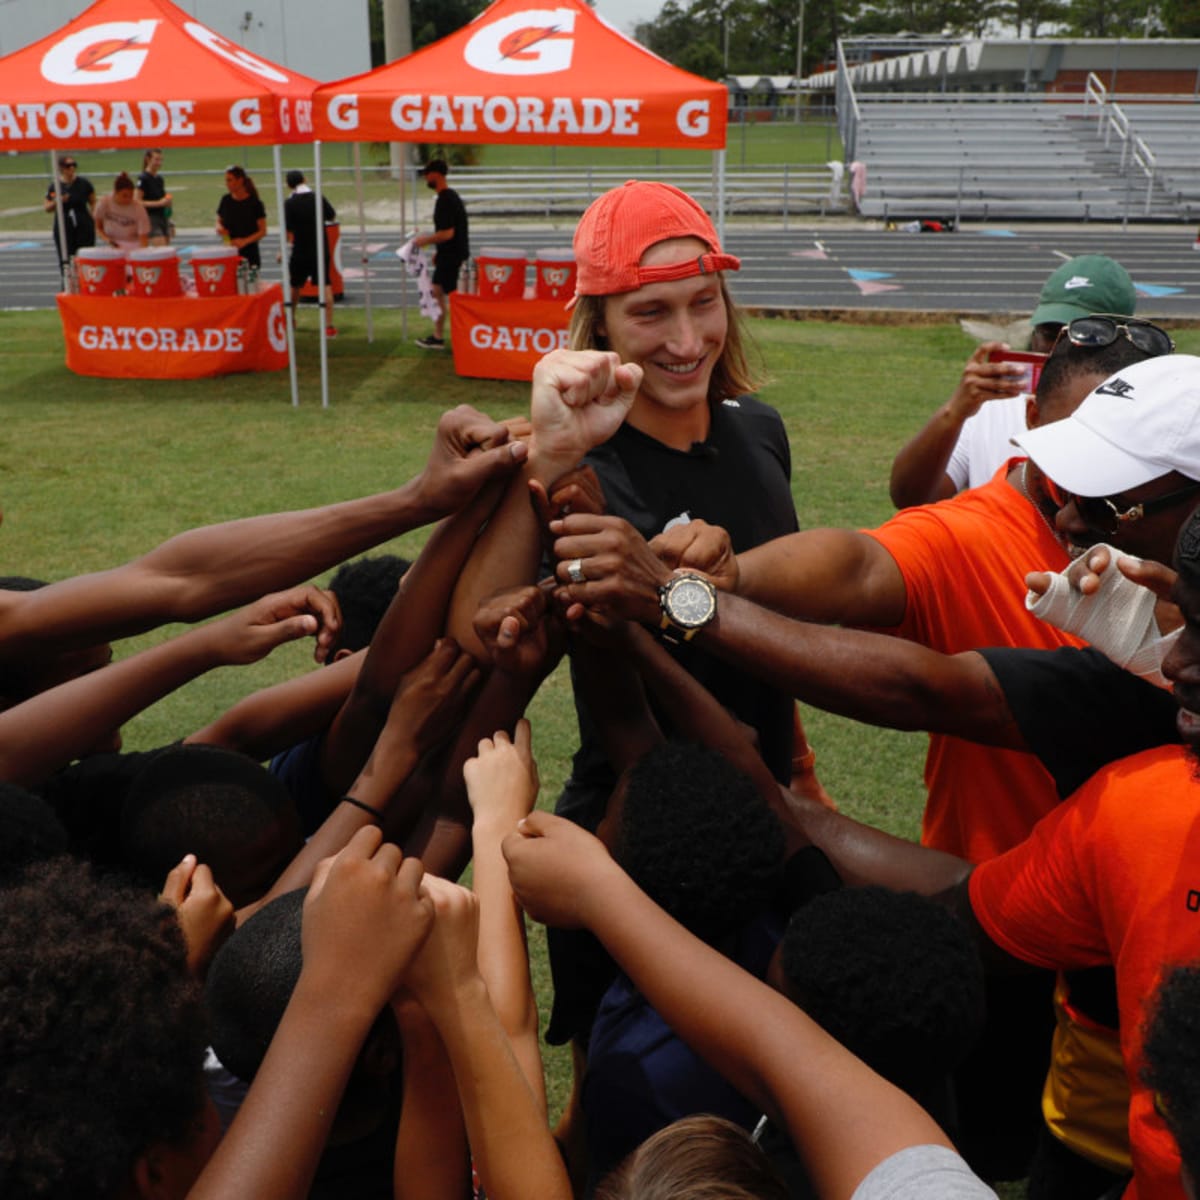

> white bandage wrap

[{"left": 1026, "top": 545, "right": 1178, "bottom": 689}]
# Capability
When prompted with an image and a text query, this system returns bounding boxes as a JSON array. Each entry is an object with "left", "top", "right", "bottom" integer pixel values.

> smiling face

[
  {"left": 224, "top": 171, "right": 244, "bottom": 197},
  {"left": 598, "top": 237, "right": 728, "bottom": 447}
]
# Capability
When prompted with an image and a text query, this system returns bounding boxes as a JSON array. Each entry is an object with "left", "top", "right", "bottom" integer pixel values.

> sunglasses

[
  {"left": 1054, "top": 314, "right": 1175, "bottom": 358},
  {"left": 1044, "top": 477, "right": 1200, "bottom": 537},
  {"left": 61, "top": 162, "right": 77, "bottom": 169}
]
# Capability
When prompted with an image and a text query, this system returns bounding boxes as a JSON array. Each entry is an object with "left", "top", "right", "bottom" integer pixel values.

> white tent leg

[
  {"left": 315, "top": 141, "right": 330, "bottom": 409},
  {"left": 353, "top": 142, "right": 374, "bottom": 343},
  {"left": 273, "top": 144, "right": 299, "bottom": 408},
  {"left": 715, "top": 148, "right": 726, "bottom": 244},
  {"left": 400, "top": 154, "right": 408, "bottom": 341}
]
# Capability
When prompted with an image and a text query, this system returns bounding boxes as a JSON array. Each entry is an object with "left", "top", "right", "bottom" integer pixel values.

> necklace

[{"left": 1016, "top": 461, "right": 1068, "bottom": 549}]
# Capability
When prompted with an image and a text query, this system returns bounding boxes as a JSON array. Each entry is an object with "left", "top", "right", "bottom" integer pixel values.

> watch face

[{"left": 667, "top": 577, "right": 716, "bottom": 628}]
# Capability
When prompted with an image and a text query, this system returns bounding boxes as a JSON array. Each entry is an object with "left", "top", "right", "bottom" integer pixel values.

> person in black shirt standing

[
  {"left": 216, "top": 166, "right": 267, "bottom": 270},
  {"left": 44, "top": 156, "right": 95, "bottom": 273},
  {"left": 284, "top": 169, "right": 338, "bottom": 338},
  {"left": 412, "top": 159, "right": 468, "bottom": 350},
  {"left": 136, "top": 149, "right": 172, "bottom": 246}
]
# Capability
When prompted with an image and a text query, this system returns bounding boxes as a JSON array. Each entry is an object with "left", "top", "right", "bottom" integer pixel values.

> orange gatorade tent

[
  {"left": 0, "top": 0, "right": 317, "bottom": 149},
  {"left": 0, "top": 0, "right": 323, "bottom": 401},
  {"left": 312, "top": 0, "right": 727, "bottom": 151}
]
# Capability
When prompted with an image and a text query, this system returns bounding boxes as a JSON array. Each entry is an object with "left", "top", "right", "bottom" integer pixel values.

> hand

[
  {"left": 650, "top": 519, "right": 738, "bottom": 593},
  {"left": 413, "top": 405, "right": 529, "bottom": 518},
  {"left": 948, "top": 342, "right": 1027, "bottom": 420},
  {"left": 549, "top": 514, "right": 672, "bottom": 626},
  {"left": 473, "top": 584, "right": 552, "bottom": 675},
  {"left": 502, "top": 810, "right": 620, "bottom": 929},
  {"left": 388, "top": 637, "right": 483, "bottom": 758},
  {"left": 529, "top": 350, "right": 641, "bottom": 478},
  {"left": 159, "top": 854, "right": 235, "bottom": 976},
  {"left": 403, "top": 874, "right": 482, "bottom": 1010},
  {"left": 302, "top": 826, "right": 433, "bottom": 1012},
  {"left": 463, "top": 719, "right": 539, "bottom": 829},
  {"left": 208, "top": 584, "right": 342, "bottom": 666},
  {"left": 1027, "top": 548, "right": 1181, "bottom": 632}
]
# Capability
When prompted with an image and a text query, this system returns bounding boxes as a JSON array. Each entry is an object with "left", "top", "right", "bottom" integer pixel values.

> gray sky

[{"left": 592, "top": 0, "right": 667, "bottom": 36}]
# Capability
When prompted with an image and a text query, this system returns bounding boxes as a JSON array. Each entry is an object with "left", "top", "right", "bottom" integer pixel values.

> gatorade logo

[
  {"left": 42, "top": 20, "right": 158, "bottom": 85},
  {"left": 464, "top": 8, "right": 576, "bottom": 76},
  {"left": 267, "top": 301, "right": 288, "bottom": 354},
  {"left": 183, "top": 22, "right": 290, "bottom": 83}
]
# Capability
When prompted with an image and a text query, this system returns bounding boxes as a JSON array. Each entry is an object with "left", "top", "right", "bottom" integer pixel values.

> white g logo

[
  {"left": 464, "top": 8, "right": 576, "bottom": 76},
  {"left": 41, "top": 21, "right": 157, "bottom": 86},
  {"left": 267, "top": 301, "right": 288, "bottom": 354},
  {"left": 676, "top": 100, "right": 710, "bottom": 138}
]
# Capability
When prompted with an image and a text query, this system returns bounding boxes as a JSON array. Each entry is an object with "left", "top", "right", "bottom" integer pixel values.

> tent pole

[
  {"left": 399, "top": 150, "right": 408, "bottom": 341},
  {"left": 715, "top": 148, "right": 727, "bottom": 244},
  {"left": 49, "top": 149, "right": 69, "bottom": 292},
  {"left": 353, "top": 142, "right": 374, "bottom": 343},
  {"left": 273, "top": 144, "right": 299, "bottom": 409},
  {"left": 315, "top": 141, "right": 330, "bottom": 409}
]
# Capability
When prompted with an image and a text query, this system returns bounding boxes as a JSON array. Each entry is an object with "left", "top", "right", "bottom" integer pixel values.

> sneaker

[
  {"left": 416, "top": 336, "right": 445, "bottom": 349},
  {"left": 325, "top": 326, "right": 338, "bottom": 338}
]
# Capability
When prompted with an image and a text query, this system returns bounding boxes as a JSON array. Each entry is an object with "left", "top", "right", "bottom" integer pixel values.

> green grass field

[
  {"left": 6, "top": 308, "right": 1199, "bottom": 1147},
  {"left": 0, "top": 120, "right": 840, "bottom": 233}
]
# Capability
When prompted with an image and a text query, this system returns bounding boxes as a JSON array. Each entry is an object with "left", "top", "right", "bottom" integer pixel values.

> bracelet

[
  {"left": 792, "top": 747, "right": 817, "bottom": 773},
  {"left": 340, "top": 794, "right": 384, "bottom": 822}
]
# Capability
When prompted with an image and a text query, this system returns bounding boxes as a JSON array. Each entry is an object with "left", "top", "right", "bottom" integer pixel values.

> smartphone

[{"left": 987, "top": 348, "right": 1048, "bottom": 394}]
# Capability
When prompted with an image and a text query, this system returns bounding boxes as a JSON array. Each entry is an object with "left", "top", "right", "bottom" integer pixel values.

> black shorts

[
  {"left": 289, "top": 254, "right": 322, "bottom": 289},
  {"left": 433, "top": 257, "right": 461, "bottom": 293},
  {"left": 147, "top": 210, "right": 170, "bottom": 238}
]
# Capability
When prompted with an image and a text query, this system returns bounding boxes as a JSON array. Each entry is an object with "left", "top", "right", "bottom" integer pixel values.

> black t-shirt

[
  {"left": 137, "top": 170, "right": 166, "bottom": 205},
  {"left": 47, "top": 175, "right": 96, "bottom": 251},
  {"left": 978, "top": 645, "right": 1179, "bottom": 800},
  {"left": 284, "top": 190, "right": 336, "bottom": 263},
  {"left": 567, "top": 396, "right": 800, "bottom": 809},
  {"left": 432, "top": 186, "right": 469, "bottom": 268}
]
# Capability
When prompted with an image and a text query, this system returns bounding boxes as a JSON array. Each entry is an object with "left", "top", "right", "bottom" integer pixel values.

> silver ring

[{"left": 566, "top": 558, "right": 586, "bottom": 585}]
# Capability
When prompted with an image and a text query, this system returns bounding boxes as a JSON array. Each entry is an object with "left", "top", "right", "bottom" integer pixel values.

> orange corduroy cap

[{"left": 572, "top": 180, "right": 740, "bottom": 299}]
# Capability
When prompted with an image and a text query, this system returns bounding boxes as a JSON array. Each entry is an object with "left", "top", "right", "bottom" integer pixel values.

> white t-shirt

[
  {"left": 851, "top": 1145, "right": 999, "bottom": 1199},
  {"left": 946, "top": 395, "right": 1030, "bottom": 492}
]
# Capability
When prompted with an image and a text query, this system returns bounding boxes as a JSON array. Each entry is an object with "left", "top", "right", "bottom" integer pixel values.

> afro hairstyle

[
  {"left": 0, "top": 781, "right": 68, "bottom": 880},
  {"left": 612, "top": 742, "right": 785, "bottom": 944},
  {"left": 1142, "top": 961, "right": 1200, "bottom": 1184},
  {"left": 326, "top": 554, "right": 411, "bottom": 655},
  {"left": 0, "top": 856, "right": 208, "bottom": 1199},
  {"left": 120, "top": 743, "right": 300, "bottom": 907},
  {"left": 777, "top": 887, "right": 985, "bottom": 1103}
]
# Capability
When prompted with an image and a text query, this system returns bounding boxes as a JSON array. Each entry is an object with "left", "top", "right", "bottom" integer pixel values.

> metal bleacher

[{"left": 836, "top": 49, "right": 1200, "bottom": 224}]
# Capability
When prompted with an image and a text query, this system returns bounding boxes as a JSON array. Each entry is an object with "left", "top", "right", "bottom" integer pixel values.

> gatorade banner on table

[
  {"left": 57, "top": 284, "right": 289, "bottom": 379},
  {"left": 449, "top": 293, "right": 570, "bottom": 382}
]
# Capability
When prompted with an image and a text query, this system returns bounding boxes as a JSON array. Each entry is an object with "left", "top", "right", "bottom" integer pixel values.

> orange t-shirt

[
  {"left": 969, "top": 745, "right": 1200, "bottom": 1200},
  {"left": 867, "top": 461, "right": 1082, "bottom": 861}
]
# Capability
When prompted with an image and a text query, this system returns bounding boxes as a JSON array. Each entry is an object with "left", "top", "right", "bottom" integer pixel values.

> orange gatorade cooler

[
  {"left": 75, "top": 247, "right": 125, "bottom": 296},
  {"left": 191, "top": 246, "right": 241, "bottom": 297},
  {"left": 535, "top": 248, "right": 576, "bottom": 301},
  {"left": 476, "top": 247, "right": 527, "bottom": 300},
  {"left": 128, "top": 247, "right": 182, "bottom": 298}
]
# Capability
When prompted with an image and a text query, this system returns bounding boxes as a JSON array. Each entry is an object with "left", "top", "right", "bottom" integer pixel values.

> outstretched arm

[
  {"left": 0, "top": 406, "right": 526, "bottom": 664},
  {"left": 0, "top": 586, "right": 334, "bottom": 788},
  {"left": 503, "top": 815, "right": 989, "bottom": 1200}
]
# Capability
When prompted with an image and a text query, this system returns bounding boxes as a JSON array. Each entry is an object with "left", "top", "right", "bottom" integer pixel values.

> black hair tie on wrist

[{"left": 340, "top": 795, "right": 384, "bottom": 822}]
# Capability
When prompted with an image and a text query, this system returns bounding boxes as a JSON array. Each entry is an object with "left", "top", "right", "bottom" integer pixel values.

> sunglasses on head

[
  {"left": 1054, "top": 314, "right": 1175, "bottom": 358},
  {"left": 1044, "top": 476, "right": 1200, "bottom": 537},
  {"left": 62, "top": 161, "right": 76, "bottom": 168}
]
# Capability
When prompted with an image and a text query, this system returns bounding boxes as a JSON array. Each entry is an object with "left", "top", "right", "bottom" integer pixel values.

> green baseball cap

[{"left": 1030, "top": 255, "right": 1136, "bottom": 327}]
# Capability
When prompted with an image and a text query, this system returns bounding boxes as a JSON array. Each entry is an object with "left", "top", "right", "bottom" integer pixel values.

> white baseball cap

[{"left": 1012, "top": 354, "right": 1200, "bottom": 495}]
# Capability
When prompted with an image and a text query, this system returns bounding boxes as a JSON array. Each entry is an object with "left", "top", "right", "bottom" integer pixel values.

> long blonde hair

[{"left": 568, "top": 276, "right": 761, "bottom": 404}]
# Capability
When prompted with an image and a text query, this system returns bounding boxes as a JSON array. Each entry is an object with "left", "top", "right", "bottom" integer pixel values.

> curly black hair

[
  {"left": 613, "top": 743, "right": 785, "bottom": 944},
  {"left": 0, "top": 857, "right": 209, "bottom": 1199},
  {"left": 1142, "top": 961, "right": 1200, "bottom": 1182},
  {"left": 778, "top": 887, "right": 985, "bottom": 1103},
  {"left": 327, "top": 554, "right": 411, "bottom": 655}
]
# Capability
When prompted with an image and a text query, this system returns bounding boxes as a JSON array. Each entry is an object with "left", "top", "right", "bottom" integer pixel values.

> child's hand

[
  {"left": 388, "top": 638, "right": 482, "bottom": 757},
  {"left": 302, "top": 827, "right": 433, "bottom": 1012},
  {"left": 159, "top": 853, "right": 235, "bottom": 976},
  {"left": 463, "top": 719, "right": 539, "bottom": 828},
  {"left": 403, "top": 874, "right": 482, "bottom": 1009},
  {"left": 473, "top": 585, "right": 552, "bottom": 675},
  {"left": 209, "top": 585, "right": 342, "bottom": 665},
  {"left": 502, "top": 811, "right": 619, "bottom": 929}
]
